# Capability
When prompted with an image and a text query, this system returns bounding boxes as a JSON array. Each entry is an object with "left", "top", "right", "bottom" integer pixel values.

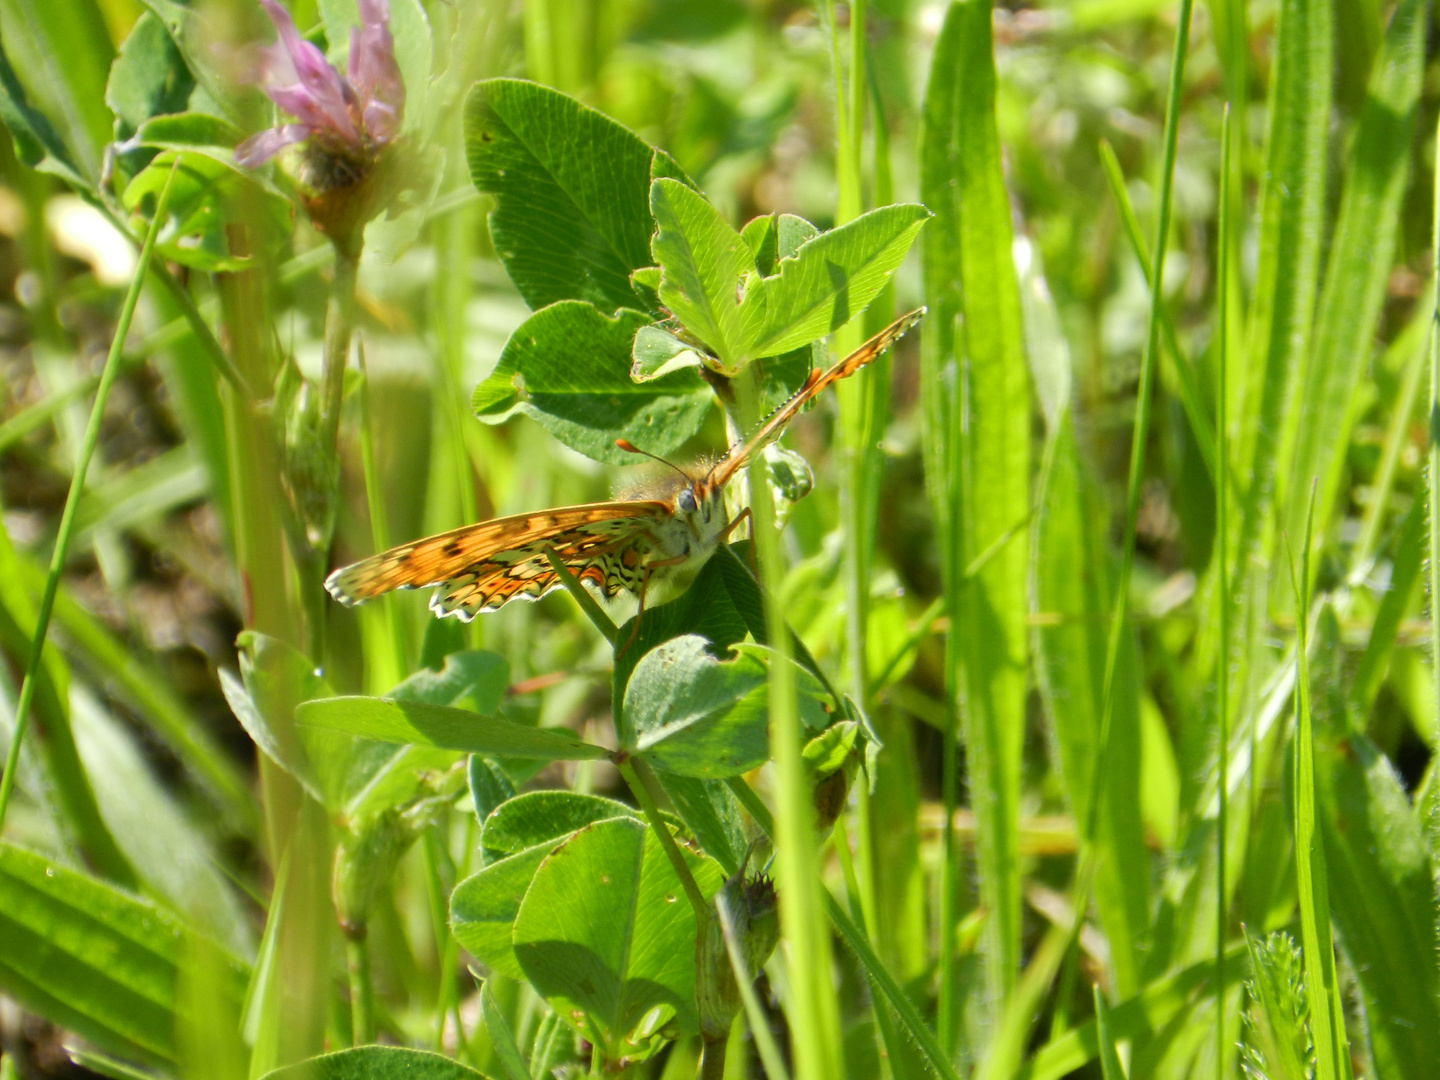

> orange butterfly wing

[
  {"left": 707, "top": 307, "right": 925, "bottom": 489},
  {"left": 324, "top": 501, "right": 672, "bottom": 619}
]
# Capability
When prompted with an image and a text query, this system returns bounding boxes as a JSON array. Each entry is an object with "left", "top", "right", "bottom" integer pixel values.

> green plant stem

[
  {"left": 1428, "top": 111, "right": 1440, "bottom": 870},
  {"left": 725, "top": 776, "right": 962, "bottom": 1080},
  {"left": 345, "top": 929, "right": 375, "bottom": 1046},
  {"left": 1088, "top": 0, "right": 1193, "bottom": 848},
  {"left": 716, "top": 890, "right": 793, "bottom": 1080},
  {"left": 0, "top": 163, "right": 178, "bottom": 832},
  {"left": 1215, "top": 102, "right": 1233, "bottom": 1080},
  {"left": 731, "top": 366, "right": 842, "bottom": 1080},
  {"left": 616, "top": 756, "right": 708, "bottom": 918},
  {"left": 1287, "top": 493, "right": 1346, "bottom": 1080},
  {"left": 542, "top": 548, "right": 619, "bottom": 645}
]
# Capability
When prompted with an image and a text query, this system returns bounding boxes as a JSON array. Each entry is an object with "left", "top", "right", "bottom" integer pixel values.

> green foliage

[
  {"left": 471, "top": 302, "right": 711, "bottom": 463},
  {"left": 4, "top": 1, "right": 1440, "bottom": 1079},
  {"left": 0, "top": 842, "right": 247, "bottom": 1069},
  {"left": 260, "top": 1047, "right": 494, "bottom": 1079},
  {"left": 511, "top": 817, "right": 724, "bottom": 1056}
]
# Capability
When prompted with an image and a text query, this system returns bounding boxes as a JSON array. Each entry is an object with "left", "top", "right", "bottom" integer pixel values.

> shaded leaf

[
  {"left": 472, "top": 301, "right": 711, "bottom": 464},
  {"left": 451, "top": 792, "right": 639, "bottom": 979},
  {"left": 122, "top": 150, "right": 291, "bottom": 272},
  {"left": 625, "top": 635, "right": 828, "bottom": 777}
]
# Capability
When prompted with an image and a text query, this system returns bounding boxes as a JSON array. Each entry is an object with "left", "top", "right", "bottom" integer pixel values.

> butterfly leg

[
  {"left": 718, "top": 506, "right": 757, "bottom": 576},
  {"left": 619, "top": 552, "right": 690, "bottom": 655}
]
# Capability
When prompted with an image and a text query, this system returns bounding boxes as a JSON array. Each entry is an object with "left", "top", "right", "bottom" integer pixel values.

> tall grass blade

[
  {"left": 0, "top": 162, "right": 178, "bottom": 834},
  {"left": 1284, "top": 0, "right": 1428, "bottom": 556},
  {"left": 919, "top": 0, "right": 1030, "bottom": 1023},
  {"left": 1214, "top": 102, "right": 1234, "bottom": 1080},
  {"left": 1286, "top": 492, "right": 1348, "bottom": 1080},
  {"left": 1232, "top": 0, "right": 1331, "bottom": 607}
]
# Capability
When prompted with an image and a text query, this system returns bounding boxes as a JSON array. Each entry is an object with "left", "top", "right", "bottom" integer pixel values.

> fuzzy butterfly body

[{"left": 324, "top": 308, "right": 924, "bottom": 620}]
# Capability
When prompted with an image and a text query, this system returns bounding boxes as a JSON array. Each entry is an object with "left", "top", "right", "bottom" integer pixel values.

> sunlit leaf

[{"left": 512, "top": 817, "right": 724, "bottom": 1054}]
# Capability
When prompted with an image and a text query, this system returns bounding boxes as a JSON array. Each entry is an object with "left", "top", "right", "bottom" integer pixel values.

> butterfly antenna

[{"left": 614, "top": 439, "right": 693, "bottom": 483}]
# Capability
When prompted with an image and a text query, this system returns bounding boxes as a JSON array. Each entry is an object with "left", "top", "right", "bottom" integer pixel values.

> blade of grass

[
  {"left": 1350, "top": 308, "right": 1429, "bottom": 578},
  {"left": 1093, "top": 986, "right": 1127, "bottom": 1080},
  {"left": 725, "top": 776, "right": 963, "bottom": 1080},
  {"left": 1215, "top": 101, "right": 1234, "bottom": 1080},
  {"left": 0, "top": 161, "right": 177, "bottom": 832},
  {"left": 730, "top": 363, "right": 843, "bottom": 1080},
  {"left": 1097, "top": 138, "right": 1219, "bottom": 488},
  {"left": 1284, "top": 0, "right": 1428, "bottom": 559},
  {"left": 1231, "top": 0, "right": 1331, "bottom": 610},
  {"left": 1427, "top": 106, "right": 1440, "bottom": 855},
  {"left": 919, "top": 0, "right": 1031, "bottom": 1027},
  {"left": 1086, "top": 0, "right": 1193, "bottom": 952},
  {"left": 1286, "top": 490, "right": 1347, "bottom": 1080}
]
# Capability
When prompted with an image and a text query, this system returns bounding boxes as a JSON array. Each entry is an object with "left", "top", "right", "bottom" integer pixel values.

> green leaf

[
  {"left": 296, "top": 696, "right": 609, "bottom": 761},
  {"left": 1033, "top": 410, "right": 1149, "bottom": 996},
  {"left": 479, "top": 983, "right": 529, "bottom": 1080},
  {"left": 648, "top": 771, "right": 745, "bottom": 874},
  {"left": 1093, "top": 987, "right": 1127, "bottom": 1080},
  {"left": 451, "top": 847, "right": 554, "bottom": 981},
  {"left": 922, "top": 0, "right": 1030, "bottom": 1007},
  {"left": 122, "top": 150, "right": 292, "bottom": 272},
  {"left": 471, "top": 301, "right": 711, "bottom": 464},
  {"left": 0, "top": 0, "right": 114, "bottom": 183},
  {"left": 467, "top": 756, "right": 515, "bottom": 825},
  {"left": 480, "top": 791, "right": 639, "bottom": 859},
  {"left": 1284, "top": 0, "right": 1426, "bottom": 552},
  {"left": 740, "top": 212, "right": 820, "bottom": 275},
  {"left": 0, "top": 37, "right": 86, "bottom": 186},
  {"left": 0, "top": 843, "right": 248, "bottom": 1070},
  {"left": 1317, "top": 734, "right": 1440, "bottom": 1080},
  {"left": 512, "top": 817, "right": 725, "bottom": 1054},
  {"left": 624, "top": 635, "right": 827, "bottom": 777},
  {"left": 649, "top": 177, "right": 762, "bottom": 368},
  {"left": 1233, "top": 0, "right": 1331, "bottom": 606},
  {"left": 106, "top": 11, "right": 194, "bottom": 142},
  {"left": 464, "top": 79, "right": 666, "bottom": 312},
  {"left": 1015, "top": 943, "right": 1247, "bottom": 1080},
  {"left": 451, "top": 792, "right": 640, "bottom": 978},
  {"left": 259, "top": 1047, "right": 492, "bottom": 1080},
  {"left": 0, "top": 588, "right": 136, "bottom": 888},
  {"left": 137, "top": 0, "right": 245, "bottom": 122},
  {"left": 221, "top": 632, "right": 331, "bottom": 804},
  {"left": 613, "top": 542, "right": 765, "bottom": 721},
  {"left": 136, "top": 112, "right": 243, "bottom": 150},
  {"left": 746, "top": 203, "right": 932, "bottom": 358},
  {"left": 629, "top": 324, "right": 708, "bottom": 383},
  {"left": 389, "top": 650, "right": 509, "bottom": 711}
]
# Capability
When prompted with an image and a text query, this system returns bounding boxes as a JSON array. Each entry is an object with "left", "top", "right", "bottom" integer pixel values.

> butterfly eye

[{"left": 677, "top": 488, "right": 698, "bottom": 512}]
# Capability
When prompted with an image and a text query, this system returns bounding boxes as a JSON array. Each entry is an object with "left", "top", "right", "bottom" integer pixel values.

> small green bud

[{"left": 695, "top": 864, "right": 779, "bottom": 1040}]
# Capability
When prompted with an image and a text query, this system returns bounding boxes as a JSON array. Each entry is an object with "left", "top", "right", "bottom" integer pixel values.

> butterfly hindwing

[
  {"left": 324, "top": 502, "right": 671, "bottom": 612},
  {"left": 428, "top": 532, "right": 656, "bottom": 620}
]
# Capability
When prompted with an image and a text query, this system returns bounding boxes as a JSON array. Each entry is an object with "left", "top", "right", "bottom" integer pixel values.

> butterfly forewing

[
  {"left": 324, "top": 502, "right": 671, "bottom": 618},
  {"left": 707, "top": 307, "right": 925, "bottom": 488}
]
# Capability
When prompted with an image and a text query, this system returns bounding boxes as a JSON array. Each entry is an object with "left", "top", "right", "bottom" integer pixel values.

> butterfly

[{"left": 324, "top": 307, "right": 925, "bottom": 623}]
